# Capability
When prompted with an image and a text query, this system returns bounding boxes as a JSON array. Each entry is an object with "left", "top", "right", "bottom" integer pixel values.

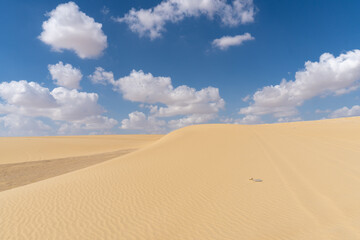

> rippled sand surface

[{"left": 1, "top": 118, "right": 360, "bottom": 239}]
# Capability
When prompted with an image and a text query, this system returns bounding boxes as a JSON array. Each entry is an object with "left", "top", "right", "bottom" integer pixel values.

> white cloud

[
  {"left": 0, "top": 80, "right": 57, "bottom": 108},
  {"left": 39, "top": 2, "right": 107, "bottom": 59},
  {"left": 315, "top": 109, "right": 331, "bottom": 114},
  {"left": 90, "top": 69, "right": 225, "bottom": 117},
  {"left": 0, "top": 114, "right": 52, "bottom": 137},
  {"left": 88, "top": 67, "right": 115, "bottom": 85},
  {"left": 168, "top": 113, "right": 215, "bottom": 129},
  {"left": 77, "top": 115, "right": 118, "bottom": 130},
  {"left": 154, "top": 87, "right": 225, "bottom": 118},
  {"left": 240, "top": 50, "right": 360, "bottom": 120},
  {"left": 49, "top": 87, "right": 103, "bottom": 121},
  {"left": 277, "top": 116, "right": 302, "bottom": 123},
  {"left": 237, "top": 114, "right": 262, "bottom": 124},
  {"left": 58, "top": 116, "right": 118, "bottom": 135},
  {"left": 91, "top": 68, "right": 225, "bottom": 132},
  {"left": 120, "top": 111, "right": 166, "bottom": 133},
  {"left": 212, "top": 33, "right": 254, "bottom": 50},
  {"left": 0, "top": 81, "right": 103, "bottom": 121},
  {"left": 0, "top": 80, "right": 117, "bottom": 135},
  {"left": 329, "top": 105, "right": 360, "bottom": 118},
  {"left": 116, "top": 0, "right": 255, "bottom": 39},
  {"left": 221, "top": 115, "right": 262, "bottom": 125},
  {"left": 242, "top": 95, "right": 251, "bottom": 102},
  {"left": 114, "top": 70, "right": 173, "bottom": 103},
  {"left": 48, "top": 61, "right": 82, "bottom": 89},
  {"left": 113, "top": 70, "right": 225, "bottom": 117}
]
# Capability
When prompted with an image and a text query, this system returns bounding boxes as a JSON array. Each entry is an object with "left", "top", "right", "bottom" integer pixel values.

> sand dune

[
  {"left": 0, "top": 135, "right": 162, "bottom": 164},
  {"left": 0, "top": 149, "right": 136, "bottom": 192},
  {"left": 1, "top": 117, "right": 360, "bottom": 239}
]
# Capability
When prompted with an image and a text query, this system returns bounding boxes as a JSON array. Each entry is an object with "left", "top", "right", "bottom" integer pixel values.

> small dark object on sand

[{"left": 249, "top": 178, "right": 263, "bottom": 182}]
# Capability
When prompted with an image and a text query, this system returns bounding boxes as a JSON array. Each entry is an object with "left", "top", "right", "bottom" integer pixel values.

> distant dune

[
  {"left": 0, "top": 135, "right": 162, "bottom": 164},
  {"left": 1, "top": 117, "right": 360, "bottom": 239}
]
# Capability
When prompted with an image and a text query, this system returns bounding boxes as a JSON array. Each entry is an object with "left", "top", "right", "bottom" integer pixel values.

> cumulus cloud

[
  {"left": 0, "top": 114, "right": 52, "bottom": 137},
  {"left": 90, "top": 69, "right": 225, "bottom": 117},
  {"left": 88, "top": 67, "right": 115, "bottom": 85},
  {"left": 49, "top": 87, "right": 103, "bottom": 121},
  {"left": 116, "top": 0, "right": 255, "bottom": 39},
  {"left": 0, "top": 80, "right": 117, "bottom": 135},
  {"left": 277, "top": 116, "right": 302, "bottom": 123},
  {"left": 91, "top": 68, "right": 225, "bottom": 132},
  {"left": 114, "top": 70, "right": 225, "bottom": 117},
  {"left": 113, "top": 70, "right": 173, "bottom": 103},
  {"left": 120, "top": 111, "right": 166, "bottom": 133},
  {"left": 240, "top": 50, "right": 360, "bottom": 121},
  {"left": 0, "top": 80, "right": 57, "bottom": 109},
  {"left": 329, "top": 105, "right": 360, "bottom": 118},
  {"left": 48, "top": 61, "right": 82, "bottom": 89},
  {"left": 221, "top": 115, "right": 262, "bottom": 125},
  {"left": 212, "top": 33, "right": 254, "bottom": 50},
  {"left": 58, "top": 116, "right": 118, "bottom": 135},
  {"left": 168, "top": 114, "right": 215, "bottom": 129},
  {"left": 1, "top": 81, "right": 102, "bottom": 121},
  {"left": 39, "top": 2, "right": 107, "bottom": 59},
  {"left": 315, "top": 109, "right": 331, "bottom": 114}
]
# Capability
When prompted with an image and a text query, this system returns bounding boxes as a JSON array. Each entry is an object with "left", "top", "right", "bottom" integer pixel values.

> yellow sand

[
  {"left": 1, "top": 117, "right": 360, "bottom": 239},
  {"left": 0, "top": 135, "right": 162, "bottom": 164}
]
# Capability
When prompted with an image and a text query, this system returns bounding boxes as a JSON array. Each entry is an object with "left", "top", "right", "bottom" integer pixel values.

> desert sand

[
  {"left": 0, "top": 135, "right": 162, "bottom": 164},
  {"left": 1, "top": 117, "right": 360, "bottom": 239}
]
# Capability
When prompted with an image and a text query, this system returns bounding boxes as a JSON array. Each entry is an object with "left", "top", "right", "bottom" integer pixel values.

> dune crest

[{"left": 1, "top": 117, "right": 360, "bottom": 239}]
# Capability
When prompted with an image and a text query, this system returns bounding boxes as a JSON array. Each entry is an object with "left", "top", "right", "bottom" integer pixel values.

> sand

[
  {"left": 0, "top": 135, "right": 163, "bottom": 164},
  {"left": 0, "top": 149, "right": 136, "bottom": 192},
  {"left": 1, "top": 117, "right": 360, "bottom": 239}
]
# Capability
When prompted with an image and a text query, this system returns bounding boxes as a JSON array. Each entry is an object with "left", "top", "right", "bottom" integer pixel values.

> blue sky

[{"left": 1, "top": 0, "right": 360, "bottom": 136}]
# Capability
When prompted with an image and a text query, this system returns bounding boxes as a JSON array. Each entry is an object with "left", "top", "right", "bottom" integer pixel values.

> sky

[{"left": 1, "top": 0, "right": 360, "bottom": 136}]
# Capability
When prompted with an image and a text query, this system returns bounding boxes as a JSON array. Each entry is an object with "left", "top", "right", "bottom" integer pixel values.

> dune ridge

[{"left": 1, "top": 117, "right": 360, "bottom": 239}]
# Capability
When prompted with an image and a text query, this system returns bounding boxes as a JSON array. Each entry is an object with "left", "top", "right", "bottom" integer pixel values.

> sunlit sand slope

[
  {"left": 1, "top": 117, "right": 360, "bottom": 239},
  {"left": 0, "top": 135, "right": 162, "bottom": 164}
]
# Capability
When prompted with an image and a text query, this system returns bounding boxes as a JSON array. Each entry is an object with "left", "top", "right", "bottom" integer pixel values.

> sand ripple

[{"left": 1, "top": 118, "right": 360, "bottom": 239}]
